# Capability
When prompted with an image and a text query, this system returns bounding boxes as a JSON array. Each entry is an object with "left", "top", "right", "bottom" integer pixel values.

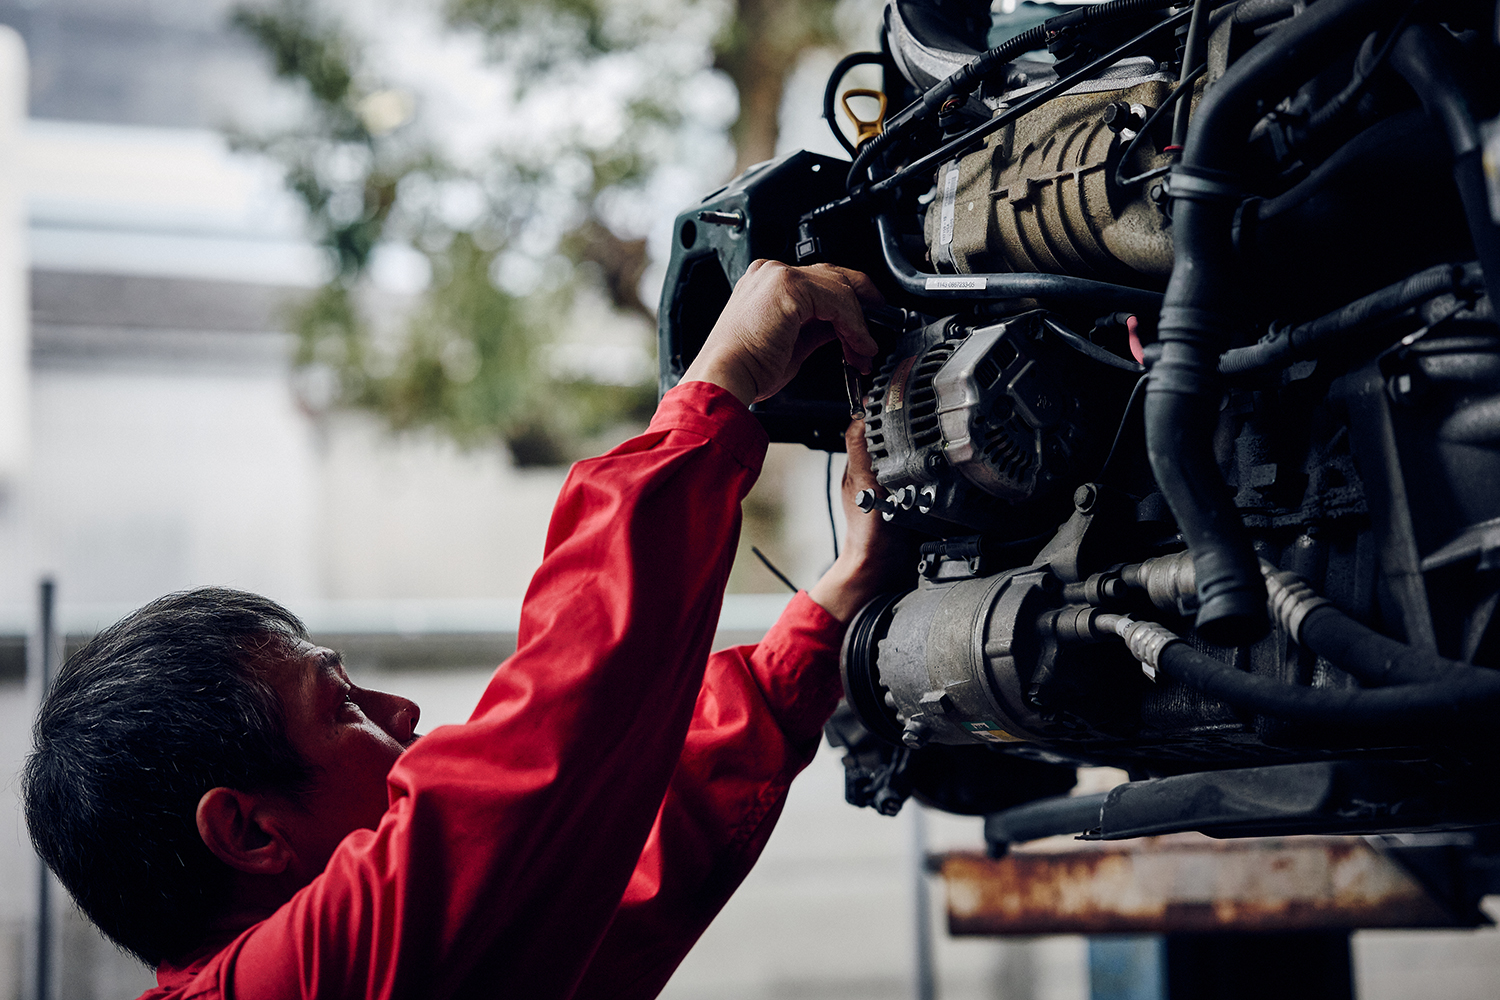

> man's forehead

[
  {"left": 290, "top": 638, "right": 340, "bottom": 663},
  {"left": 275, "top": 640, "right": 344, "bottom": 687}
]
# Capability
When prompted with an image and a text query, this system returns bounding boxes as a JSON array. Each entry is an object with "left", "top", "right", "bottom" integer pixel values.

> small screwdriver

[
  {"left": 843, "top": 304, "right": 911, "bottom": 419},
  {"left": 843, "top": 362, "right": 865, "bottom": 420}
]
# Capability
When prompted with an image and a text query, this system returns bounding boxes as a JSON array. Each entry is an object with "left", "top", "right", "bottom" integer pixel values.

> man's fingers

[
  {"left": 844, "top": 419, "right": 880, "bottom": 493},
  {"left": 794, "top": 266, "right": 879, "bottom": 373},
  {"left": 825, "top": 265, "right": 884, "bottom": 306},
  {"left": 692, "top": 261, "right": 884, "bottom": 404},
  {"left": 824, "top": 267, "right": 883, "bottom": 373}
]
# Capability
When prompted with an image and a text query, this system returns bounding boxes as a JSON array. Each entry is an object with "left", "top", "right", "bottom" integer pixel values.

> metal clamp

[{"left": 1165, "top": 166, "right": 1243, "bottom": 203}]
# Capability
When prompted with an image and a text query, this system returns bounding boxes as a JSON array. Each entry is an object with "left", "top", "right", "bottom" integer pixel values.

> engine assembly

[{"left": 658, "top": 0, "right": 1500, "bottom": 864}]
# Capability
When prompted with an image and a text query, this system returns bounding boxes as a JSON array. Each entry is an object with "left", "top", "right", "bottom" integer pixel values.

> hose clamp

[
  {"left": 1108, "top": 616, "right": 1181, "bottom": 678},
  {"left": 1260, "top": 563, "right": 1334, "bottom": 643},
  {"left": 1166, "top": 166, "right": 1243, "bottom": 203}
]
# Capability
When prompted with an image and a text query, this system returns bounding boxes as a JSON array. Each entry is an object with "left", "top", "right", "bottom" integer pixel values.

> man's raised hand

[
  {"left": 808, "top": 419, "right": 909, "bottom": 623},
  {"left": 681, "top": 261, "right": 882, "bottom": 407}
]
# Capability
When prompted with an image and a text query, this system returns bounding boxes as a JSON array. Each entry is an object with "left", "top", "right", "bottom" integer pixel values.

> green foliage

[
  {"left": 447, "top": 0, "right": 614, "bottom": 60},
  {"left": 361, "top": 233, "right": 537, "bottom": 445},
  {"left": 232, "top": 3, "right": 359, "bottom": 116},
  {"left": 235, "top": 0, "right": 854, "bottom": 463},
  {"left": 234, "top": 0, "right": 668, "bottom": 465}
]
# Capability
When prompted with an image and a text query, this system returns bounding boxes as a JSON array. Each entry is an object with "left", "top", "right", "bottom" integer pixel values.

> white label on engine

[
  {"left": 925, "top": 276, "right": 988, "bottom": 291},
  {"left": 939, "top": 164, "right": 959, "bottom": 246}
]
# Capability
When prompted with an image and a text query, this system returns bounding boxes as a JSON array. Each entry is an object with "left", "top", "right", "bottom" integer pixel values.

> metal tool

[{"left": 843, "top": 361, "right": 865, "bottom": 419}]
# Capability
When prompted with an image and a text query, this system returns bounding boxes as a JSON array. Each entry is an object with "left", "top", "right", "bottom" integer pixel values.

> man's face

[{"left": 267, "top": 640, "right": 421, "bottom": 880}]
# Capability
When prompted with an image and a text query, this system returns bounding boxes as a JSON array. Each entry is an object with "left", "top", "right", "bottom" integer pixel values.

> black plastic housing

[{"left": 656, "top": 149, "right": 865, "bottom": 450}]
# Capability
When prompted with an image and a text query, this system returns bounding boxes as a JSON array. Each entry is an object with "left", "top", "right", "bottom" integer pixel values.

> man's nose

[{"left": 356, "top": 688, "right": 421, "bottom": 745}]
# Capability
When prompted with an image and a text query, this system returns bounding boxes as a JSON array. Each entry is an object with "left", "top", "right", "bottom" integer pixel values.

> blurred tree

[
  {"left": 234, "top": 0, "right": 850, "bottom": 462},
  {"left": 446, "top": 0, "right": 840, "bottom": 173},
  {"left": 713, "top": 0, "right": 839, "bottom": 172}
]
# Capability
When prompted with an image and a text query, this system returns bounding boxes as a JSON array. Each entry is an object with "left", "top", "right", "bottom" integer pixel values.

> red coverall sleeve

[
  {"left": 572, "top": 590, "right": 846, "bottom": 1000},
  {"left": 160, "top": 382, "right": 773, "bottom": 1000}
]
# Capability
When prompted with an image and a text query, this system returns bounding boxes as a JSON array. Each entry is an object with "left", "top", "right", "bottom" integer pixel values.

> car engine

[{"left": 657, "top": 0, "right": 1500, "bottom": 872}]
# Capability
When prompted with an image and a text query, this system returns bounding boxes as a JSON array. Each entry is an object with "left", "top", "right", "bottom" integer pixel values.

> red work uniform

[{"left": 142, "top": 381, "right": 848, "bottom": 1000}]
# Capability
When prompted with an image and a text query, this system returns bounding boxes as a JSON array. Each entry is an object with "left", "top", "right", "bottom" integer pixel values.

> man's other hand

[
  {"left": 681, "top": 261, "right": 882, "bottom": 407},
  {"left": 809, "top": 420, "right": 909, "bottom": 624}
]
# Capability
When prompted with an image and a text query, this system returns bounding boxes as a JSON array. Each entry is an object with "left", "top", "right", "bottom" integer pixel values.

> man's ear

[{"left": 196, "top": 787, "right": 293, "bottom": 876}]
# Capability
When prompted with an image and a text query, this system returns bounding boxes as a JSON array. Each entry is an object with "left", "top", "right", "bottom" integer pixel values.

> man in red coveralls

[{"left": 24, "top": 261, "right": 899, "bottom": 1000}]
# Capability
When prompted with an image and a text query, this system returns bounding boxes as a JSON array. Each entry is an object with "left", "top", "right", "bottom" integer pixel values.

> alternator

[{"left": 863, "top": 310, "right": 1129, "bottom": 532}]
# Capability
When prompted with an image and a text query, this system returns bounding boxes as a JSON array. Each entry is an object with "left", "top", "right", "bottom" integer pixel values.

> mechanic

[{"left": 24, "top": 261, "right": 899, "bottom": 1000}]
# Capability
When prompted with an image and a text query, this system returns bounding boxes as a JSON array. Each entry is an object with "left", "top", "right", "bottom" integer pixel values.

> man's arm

[
  {"left": 165, "top": 265, "right": 880, "bottom": 1000},
  {"left": 572, "top": 422, "right": 907, "bottom": 1000}
]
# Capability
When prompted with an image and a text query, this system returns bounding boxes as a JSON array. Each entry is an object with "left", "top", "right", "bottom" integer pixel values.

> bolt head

[{"left": 1074, "top": 483, "right": 1098, "bottom": 512}]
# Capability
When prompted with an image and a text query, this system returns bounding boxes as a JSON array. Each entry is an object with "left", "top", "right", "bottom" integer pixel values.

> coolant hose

[
  {"left": 1297, "top": 604, "right": 1473, "bottom": 686},
  {"left": 1147, "top": 0, "right": 1404, "bottom": 645},
  {"left": 1155, "top": 640, "right": 1500, "bottom": 724},
  {"left": 1103, "top": 612, "right": 1500, "bottom": 723},
  {"left": 1389, "top": 24, "right": 1500, "bottom": 313},
  {"left": 1218, "top": 261, "right": 1478, "bottom": 376}
]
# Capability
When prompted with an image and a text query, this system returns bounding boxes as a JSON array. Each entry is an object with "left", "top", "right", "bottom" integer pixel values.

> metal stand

[
  {"left": 936, "top": 833, "right": 1484, "bottom": 1000},
  {"left": 30, "top": 579, "right": 56, "bottom": 1000}
]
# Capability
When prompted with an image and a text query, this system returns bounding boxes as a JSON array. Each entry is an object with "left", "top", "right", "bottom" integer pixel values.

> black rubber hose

[
  {"left": 1146, "top": 0, "right": 1405, "bottom": 646},
  {"left": 825, "top": 51, "right": 892, "bottom": 158},
  {"left": 1297, "top": 604, "right": 1475, "bottom": 686},
  {"left": 1116, "top": 63, "right": 1207, "bottom": 188},
  {"left": 1042, "top": 317, "right": 1146, "bottom": 372},
  {"left": 1169, "top": 0, "right": 1213, "bottom": 149},
  {"left": 847, "top": 23, "right": 1046, "bottom": 190},
  {"left": 1157, "top": 640, "right": 1500, "bottom": 724},
  {"left": 875, "top": 213, "right": 1165, "bottom": 313},
  {"left": 1218, "top": 261, "right": 1478, "bottom": 375},
  {"left": 1389, "top": 24, "right": 1500, "bottom": 312}
]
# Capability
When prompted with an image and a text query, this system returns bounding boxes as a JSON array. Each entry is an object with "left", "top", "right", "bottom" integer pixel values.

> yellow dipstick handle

[{"left": 841, "top": 88, "right": 888, "bottom": 147}]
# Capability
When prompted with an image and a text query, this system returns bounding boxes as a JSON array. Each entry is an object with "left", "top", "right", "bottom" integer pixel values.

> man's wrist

[
  {"left": 680, "top": 355, "right": 757, "bottom": 408},
  {"left": 807, "top": 555, "right": 884, "bottom": 625}
]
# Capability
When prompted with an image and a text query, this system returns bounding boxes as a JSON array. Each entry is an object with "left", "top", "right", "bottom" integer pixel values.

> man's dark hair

[{"left": 23, "top": 587, "right": 315, "bottom": 966}]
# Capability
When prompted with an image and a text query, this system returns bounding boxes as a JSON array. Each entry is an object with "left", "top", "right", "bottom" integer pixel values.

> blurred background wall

[{"left": 0, "top": 2, "right": 1490, "bottom": 999}]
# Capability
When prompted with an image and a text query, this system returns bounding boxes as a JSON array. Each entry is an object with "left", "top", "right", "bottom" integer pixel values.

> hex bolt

[
  {"left": 901, "top": 719, "right": 930, "bottom": 749},
  {"left": 855, "top": 488, "right": 878, "bottom": 513},
  {"left": 696, "top": 209, "right": 745, "bottom": 230},
  {"left": 1102, "top": 101, "right": 1144, "bottom": 133},
  {"left": 1074, "top": 483, "right": 1099, "bottom": 513}
]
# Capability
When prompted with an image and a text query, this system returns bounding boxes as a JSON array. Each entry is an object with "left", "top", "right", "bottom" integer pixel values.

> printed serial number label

[
  {"left": 886, "top": 355, "right": 917, "bottom": 412},
  {"left": 925, "top": 276, "right": 988, "bottom": 291},
  {"left": 938, "top": 164, "right": 959, "bottom": 247}
]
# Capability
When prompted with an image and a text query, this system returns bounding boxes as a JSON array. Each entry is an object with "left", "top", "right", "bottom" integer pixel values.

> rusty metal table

[{"left": 935, "top": 833, "right": 1482, "bottom": 999}]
